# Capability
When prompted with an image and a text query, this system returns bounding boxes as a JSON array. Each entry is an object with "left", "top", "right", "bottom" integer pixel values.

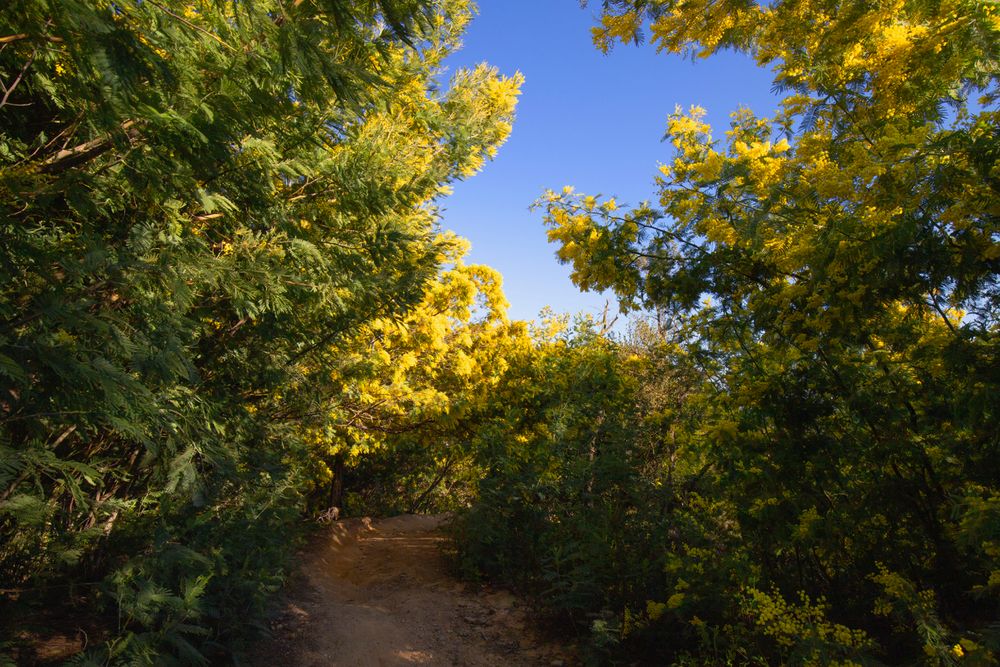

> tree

[
  {"left": 297, "top": 233, "right": 532, "bottom": 514},
  {"left": 0, "top": 0, "right": 520, "bottom": 662},
  {"left": 542, "top": 0, "right": 1000, "bottom": 662}
]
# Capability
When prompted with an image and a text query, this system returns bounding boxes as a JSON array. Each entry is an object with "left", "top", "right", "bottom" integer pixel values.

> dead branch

[{"left": 40, "top": 120, "right": 141, "bottom": 174}]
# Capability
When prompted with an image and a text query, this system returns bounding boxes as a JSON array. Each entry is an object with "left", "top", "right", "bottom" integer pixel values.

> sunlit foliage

[
  {"left": 529, "top": 0, "right": 1000, "bottom": 662},
  {"left": 0, "top": 0, "right": 519, "bottom": 662},
  {"left": 3, "top": 0, "right": 997, "bottom": 664},
  {"left": 297, "top": 235, "right": 533, "bottom": 513}
]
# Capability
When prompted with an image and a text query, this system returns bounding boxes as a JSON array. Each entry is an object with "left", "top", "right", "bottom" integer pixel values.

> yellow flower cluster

[
  {"left": 746, "top": 587, "right": 872, "bottom": 657},
  {"left": 592, "top": 10, "right": 642, "bottom": 53}
]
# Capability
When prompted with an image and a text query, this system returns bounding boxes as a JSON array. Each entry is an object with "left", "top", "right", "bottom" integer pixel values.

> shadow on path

[{"left": 248, "top": 514, "right": 574, "bottom": 667}]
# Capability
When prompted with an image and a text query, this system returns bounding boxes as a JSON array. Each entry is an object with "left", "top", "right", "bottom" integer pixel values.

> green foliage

[
  {"left": 0, "top": 0, "right": 519, "bottom": 662},
  {"left": 3, "top": 1, "right": 996, "bottom": 665},
  {"left": 458, "top": 0, "right": 1000, "bottom": 663},
  {"left": 451, "top": 318, "right": 716, "bottom": 662}
]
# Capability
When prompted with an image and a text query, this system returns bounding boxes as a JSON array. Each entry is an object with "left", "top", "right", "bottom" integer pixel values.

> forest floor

[{"left": 248, "top": 514, "right": 577, "bottom": 667}]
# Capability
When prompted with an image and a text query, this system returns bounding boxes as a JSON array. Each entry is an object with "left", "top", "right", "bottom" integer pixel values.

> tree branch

[
  {"left": 146, "top": 0, "right": 235, "bottom": 51},
  {"left": 0, "top": 48, "right": 36, "bottom": 110},
  {"left": 40, "top": 120, "right": 141, "bottom": 174}
]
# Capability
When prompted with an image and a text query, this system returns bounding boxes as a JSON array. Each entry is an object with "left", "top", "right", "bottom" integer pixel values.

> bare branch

[
  {"left": 40, "top": 120, "right": 141, "bottom": 174},
  {"left": 0, "top": 48, "right": 36, "bottom": 110}
]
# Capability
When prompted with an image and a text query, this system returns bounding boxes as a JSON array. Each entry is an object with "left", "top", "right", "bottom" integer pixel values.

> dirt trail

[{"left": 250, "top": 514, "right": 574, "bottom": 667}]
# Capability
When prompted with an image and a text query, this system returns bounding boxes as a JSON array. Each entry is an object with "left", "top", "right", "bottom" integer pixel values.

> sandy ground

[{"left": 248, "top": 514, "right": 575, "bottom": 667}]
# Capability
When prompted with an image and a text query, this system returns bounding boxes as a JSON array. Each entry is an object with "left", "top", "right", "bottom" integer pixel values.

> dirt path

[{"left": 249, "top": 514, "right": 574, "bottom": 667}]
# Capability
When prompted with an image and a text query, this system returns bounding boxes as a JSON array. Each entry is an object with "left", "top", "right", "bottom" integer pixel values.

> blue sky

[{"left": 438, "top": 1, "right": 779, "bottom": 323}]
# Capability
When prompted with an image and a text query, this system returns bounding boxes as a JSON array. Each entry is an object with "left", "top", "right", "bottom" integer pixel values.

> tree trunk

[{"left": 329, "top": 453, "right": 345, "bottom": 511}]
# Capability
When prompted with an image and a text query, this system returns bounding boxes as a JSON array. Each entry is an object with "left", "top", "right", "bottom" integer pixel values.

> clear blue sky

[{"left": 438, "top": 1, "right": 779, "bottom": 323}]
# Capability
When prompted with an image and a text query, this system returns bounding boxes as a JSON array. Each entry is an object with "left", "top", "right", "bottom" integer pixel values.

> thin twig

[
  {"left": 928, "top": 293, "right": 959, "bottom": 335},
  {"left": 50, "top": 424, "right": 78, "bottom": 448},
  {"left": 0, "top": 47, "right": 36, "bottom": 110},
  {"left": 146, "top": 0, "right": 235, "bottom": 51},
  {"left": 0, "top": 33, "right": 62, "bottom": 45}
]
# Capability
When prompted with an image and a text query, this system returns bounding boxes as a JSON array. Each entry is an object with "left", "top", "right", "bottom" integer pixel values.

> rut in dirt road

[{"left": 249, "top": 514, "right": 574, "bottom": 667}]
